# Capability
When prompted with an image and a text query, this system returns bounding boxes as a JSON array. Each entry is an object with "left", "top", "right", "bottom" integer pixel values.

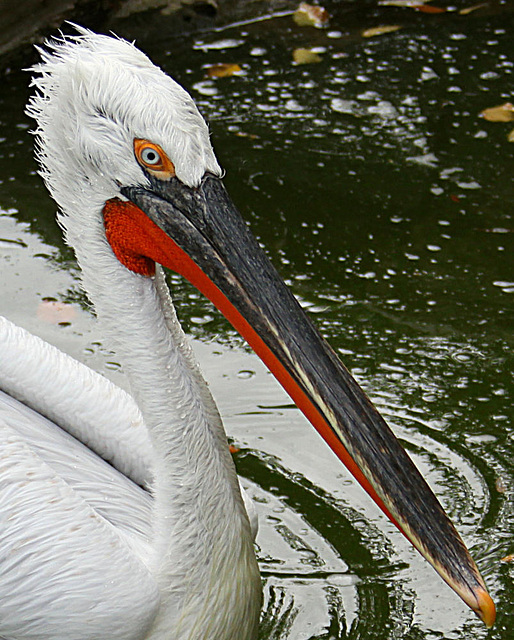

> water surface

[{"left": 0, "top": 4, "right": 512, "bottom": 638}]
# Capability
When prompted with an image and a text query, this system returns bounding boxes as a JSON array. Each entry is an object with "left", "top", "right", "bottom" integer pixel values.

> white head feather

[
  {"left": 25, "top": 26, "right": 224, "bottom": 342},
  {"left": 26, "top": 25, "right": 221, "bottom": 215}
]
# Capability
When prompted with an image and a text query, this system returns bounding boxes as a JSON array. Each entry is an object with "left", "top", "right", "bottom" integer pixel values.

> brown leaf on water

[
  {"left": 495, "top": 476, "right": 507, "bottom": 493},
  {"left": 362, "top": 25, "right": 402, "bottom": 38},
  {"left": 480, "top": 102, "right": 514, "bottom": 122},
  {"left": 412, "top": 4, "right": 446, "bottom": 12},
  {"left": 206, "top": 63, "right": 243, "bottom": 78},
  {"left": 293, "top": 2, "right": 330, "bottom": 28},
  {"left": 500, "top": 554, "right": 514, "bottom": 563},
  {"left": 459, "top": 2, "right": 488, "bottom": 14},
  {"left": 508, "top": 129, "right": 514, "bottom": 142},
  {"left": 293, "top": 48, "right": 323, "bottom": 65},
  {"left": 37, "top": 300, "right": 76, "bottom": 325}
]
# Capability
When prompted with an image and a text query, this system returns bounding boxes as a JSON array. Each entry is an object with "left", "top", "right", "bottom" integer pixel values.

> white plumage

[
  {"left": 0, "top": 23, "right": 496, "bottom": 640},
  {"left": 0, "top": 28, "right": 260, "bottom": 640}
]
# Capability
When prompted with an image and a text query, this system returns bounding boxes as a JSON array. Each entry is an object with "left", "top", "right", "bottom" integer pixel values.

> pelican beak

[{"left": 120, "top": 174, "right": 495, "bottom": 627}]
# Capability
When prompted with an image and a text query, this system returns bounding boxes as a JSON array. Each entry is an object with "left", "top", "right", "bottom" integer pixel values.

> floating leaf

[
  {"left": 206, "top": 63, "right": 242, "bottom": 78},
  {"left": 459, "top": 2, "right": 488, "bottom": 14},
  {"left": 362, "top": 25, "right": 402, "bottom": 38},
  {"left": 235, "top": 131, "right": 259, "bottom": 140},
  {"left": 495, "top": 476, "right": 507, "bottom": 493},
  {"left": 37, "top": 300, "right": 76, "bottom": 325},
  {"left": 293, "top": 48, "right": 323, "bottom": 64},
  {"left": 293, "top": 2, "right": 330, "bottom": 28},
  {"left": 508, "top": 129, "right": 514, "bottom": 142},
  {"left": 480, "top": 102, "right": 514, "bottom": 122},
  {"left": 412, "top": 4, "right": 446, "bottom": 12}
]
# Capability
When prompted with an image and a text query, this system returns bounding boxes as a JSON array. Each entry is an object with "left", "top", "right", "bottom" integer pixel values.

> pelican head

[
  {"left": 28, "top": 27, "right": 221, "bottom": 233},
  {"left": 25, "top": 26, "right": 495, "bottom": 636}
]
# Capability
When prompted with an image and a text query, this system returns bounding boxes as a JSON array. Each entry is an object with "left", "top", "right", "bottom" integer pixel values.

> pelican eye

[
  {"left": 134, "top": 139, "right": 176, "bottom": 179},
  {"left": 141, "top": 147, "right": 161, "bottom": 165}
]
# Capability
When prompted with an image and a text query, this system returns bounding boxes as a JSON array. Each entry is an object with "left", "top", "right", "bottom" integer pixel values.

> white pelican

[{"left": 0, "top": 26, "right": 495, "bottom": 639}]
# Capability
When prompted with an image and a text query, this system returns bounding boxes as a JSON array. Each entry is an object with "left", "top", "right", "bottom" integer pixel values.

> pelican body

[{"left": 0, "top": 27, "right": 494, "bottom": 639}]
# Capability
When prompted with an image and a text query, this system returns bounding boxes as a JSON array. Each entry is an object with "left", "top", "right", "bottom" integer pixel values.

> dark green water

[{"left": 0, "top": 3, "right": 512, "bottom": 638}]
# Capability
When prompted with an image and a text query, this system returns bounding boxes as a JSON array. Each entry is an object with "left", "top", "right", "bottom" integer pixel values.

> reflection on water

[{"left": 0, "top": 2, "right": 513, "bottom": 638}]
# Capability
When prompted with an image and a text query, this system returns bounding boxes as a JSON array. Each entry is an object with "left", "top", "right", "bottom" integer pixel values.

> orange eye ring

[{"left": 134, "top": 139, "right": 176, "bottom": 179}]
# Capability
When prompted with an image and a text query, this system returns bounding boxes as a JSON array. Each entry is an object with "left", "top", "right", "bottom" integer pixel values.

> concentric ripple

[{"left": 0, "top": 2, "right": 512, "bottom": 637}]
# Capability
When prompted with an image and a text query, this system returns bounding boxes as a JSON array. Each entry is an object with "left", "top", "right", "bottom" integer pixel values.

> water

[{"left": 0, "top": 3, "right": 513, "bottom": 638}]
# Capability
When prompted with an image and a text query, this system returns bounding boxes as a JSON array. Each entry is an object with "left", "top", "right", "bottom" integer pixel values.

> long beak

[{"left": 119, "top": 174, "right": 495, "bottom": 626}]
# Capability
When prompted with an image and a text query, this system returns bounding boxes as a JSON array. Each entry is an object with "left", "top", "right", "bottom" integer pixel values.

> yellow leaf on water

[
  {"left": 508, "top": 129, "right": 514, "bottom": 142},
  {"left": 293, "top": 2, "right": 330, "bottom": 28},
  {"left": 362, "top": 25, "right": 402, "bottom": 38},
  {"left": 459, "top": 2, "right": 488, "bottom": 14},
  {"left": 500, "top": 554, "right": 514, "bottom": 563},
  {"left": 480, "top": 102, "right": 514, "bottom": 122},
  {"left": 206, "top": 63, "right": 242, "bottom": 78},
  {"left": 293, "top": 48, "right": 323, "bottom": 64},
  {"left": 235, "top": 131, "right": 259, "bottom": 140}
]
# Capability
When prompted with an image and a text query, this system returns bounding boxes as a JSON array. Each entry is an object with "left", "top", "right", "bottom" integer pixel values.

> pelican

[{"left": 0, "top": 26, "right": 495, "bottom": 639}]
